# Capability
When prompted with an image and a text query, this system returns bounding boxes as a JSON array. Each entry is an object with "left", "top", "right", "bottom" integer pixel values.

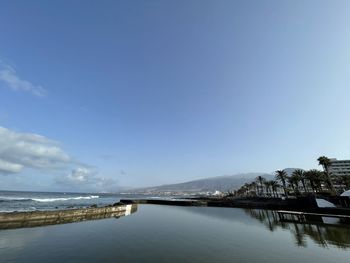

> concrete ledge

[{"left": 0, "top": 204, "right": 138, "bottom": 230}]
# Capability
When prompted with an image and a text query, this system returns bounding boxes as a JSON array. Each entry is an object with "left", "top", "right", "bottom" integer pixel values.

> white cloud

[
  {"left": 0, "top": 126, "right": 120, "bottom": 192},
  {"left": 64, "top": 167, "right": 96, "bottom": 183},
  {"left": 0, "top": 126, "right": 70, "bottom": 174},
  {"left": 57, "top": 167, "right": 119, "bottom": 192},
  {"left": 0, "top": 62, "right": 47, "bottom": 97},
  {"left": 0, "top": 158, "right": 23, "bottom": 174}
]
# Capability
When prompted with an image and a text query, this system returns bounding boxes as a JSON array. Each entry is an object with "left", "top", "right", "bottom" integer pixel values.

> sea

[
  {"left": 0, "top": 190, "right": 148, "bottom": 212},
  {"left": 1, "top": 191, "right": 350, "bottom": 263}
]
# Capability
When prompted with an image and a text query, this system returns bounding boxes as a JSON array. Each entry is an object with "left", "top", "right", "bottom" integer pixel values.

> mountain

[
  {"left": 132, "top": 173, "right": 274, "bottom": 193},
  {"left": 283, "top": 168, "right": 303, "bottom": 176}
]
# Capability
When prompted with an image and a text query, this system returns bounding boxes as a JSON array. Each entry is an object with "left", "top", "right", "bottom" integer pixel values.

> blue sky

[{"left": 1, "top": 0, "right": 350, "bottom": 192}]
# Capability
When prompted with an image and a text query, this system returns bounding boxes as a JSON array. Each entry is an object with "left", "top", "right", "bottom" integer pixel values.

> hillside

[{"left": 133, "top": 173, "right": 274, "bottom": 193}]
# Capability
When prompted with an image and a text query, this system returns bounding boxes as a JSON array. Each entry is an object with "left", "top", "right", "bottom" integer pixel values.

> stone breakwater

[{"left": 0, "top": 203, "right": 138, "bottom": 230}]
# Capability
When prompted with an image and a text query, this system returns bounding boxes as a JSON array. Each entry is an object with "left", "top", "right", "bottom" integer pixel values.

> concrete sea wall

[{"left": 0, "top": 204, "right": 137, "bottom": 230}]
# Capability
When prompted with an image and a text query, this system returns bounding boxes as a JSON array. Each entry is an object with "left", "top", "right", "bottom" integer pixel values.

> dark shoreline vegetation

[{"left": 233, "top": 156, "right": 350, "bottom": 198}]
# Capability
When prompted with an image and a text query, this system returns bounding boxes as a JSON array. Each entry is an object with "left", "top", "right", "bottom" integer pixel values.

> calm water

[{"left": 1, "top": 205, "right": 349, "bottom": 263}]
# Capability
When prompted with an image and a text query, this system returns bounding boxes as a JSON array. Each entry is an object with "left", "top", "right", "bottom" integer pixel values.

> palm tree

[
  {"left": 317, "top": 156, "right": 335, "bottom": 194},
  {"left": 275, "top": 170, "right": 288, "bottom": 196},
  {"left": 313, "top": 171, "right": 326, "bottom": 192},
  {"left": 269, "top": 180, "right": 279, "bottom": 197},
  {"left": 287, "top": 176, "right": 294, "bottom": 192},
  {"left": 292, "top": 169, "right": 307, "bottom": 193},
  {"left": 250, "top": 181, "right": 259, "bottom": 195},
  {"left": 340, "top": 175, "right": 350, "bottom": 190},
  {"left": 318, "top": 156, "right": 331, "bottom": 173},
  {"left": 321, "top": 172, "right": 334, "bottom": 192},
  {"left": 243, "top": 183, "right": 250, "bottom": 195},
  {"left": 304, "top": 170, "right": 316, "bottom": 192},
  {"left": 236, "top": 186, "right": 246, "bottom": 196},
  {"left": 264, "top": 181, "right": 271, "bottom": 196},
  {"left": 304, "top": 169, "right": 324, "bottom": 193},
  {"left": 256, "top": 176, "right": 265, "bottom": 196},
  {"left": 290, "top": 175, "right": 301, "bottom": 194}
]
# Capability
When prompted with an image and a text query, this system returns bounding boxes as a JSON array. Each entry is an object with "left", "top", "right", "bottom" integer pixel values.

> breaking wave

[
  {"left": 0, "top": 195, "right": 100, "bottom": 203},
  {"left": 32, "top": 196, "right": 100, "bottom": 202}
]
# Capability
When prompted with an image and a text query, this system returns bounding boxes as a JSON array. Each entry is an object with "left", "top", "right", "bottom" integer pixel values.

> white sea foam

[
  {"left": 0, "top": 207, "right": 37, "bottom": 213},
  {"left": 0, "top": 195, "right": 100, "bottom": 202},
  {"left": 32, "top": 195, "right": 100, "bottom": 202}
]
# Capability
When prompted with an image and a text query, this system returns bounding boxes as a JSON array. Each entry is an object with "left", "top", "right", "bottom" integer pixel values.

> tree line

[{"left": 235, "top": 156, "right": 350, "bottom": 197}]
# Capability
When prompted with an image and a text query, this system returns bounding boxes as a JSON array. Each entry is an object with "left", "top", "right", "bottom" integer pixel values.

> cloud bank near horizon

[
  {"left": 0, "top": 126, "right": 118, "bottom": 192},
  {"left": 0, "top": 126, "right": 71, "bottom": 174},
  {"left": 56, "top": 167, "right": 119, "bottom": 192}
]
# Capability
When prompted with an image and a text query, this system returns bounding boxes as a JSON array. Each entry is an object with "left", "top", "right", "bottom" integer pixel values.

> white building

[{"left": 329, "top": 158, "right": 350, "bottom": 177}]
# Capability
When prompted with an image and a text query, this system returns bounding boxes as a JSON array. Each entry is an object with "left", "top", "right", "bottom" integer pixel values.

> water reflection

[
  {"left": 1, "top": 205, "right": 350, "bottom": 263},
  {"left": 175, "top": 206, "right": 350, "bottom": 249},
  {"left": 245, "top": 209, "right": 350, "bottom": 249}
]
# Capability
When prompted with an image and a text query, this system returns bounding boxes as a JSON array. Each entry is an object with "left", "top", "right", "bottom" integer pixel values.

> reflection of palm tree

[
  {"left": 264, "top": 210, "right": 274, "bottom": 231},
  {"left": 303, "top": 224, "right": 328, "bottom": 248},
  {"left": 245, "top": 208, "right": 350, "bottom": 249},
  {"left": 323, "top": 225, "right": 350, "bottom": 249},
  {"left": 292, "top": 223, "right": 307, "bottom": 247}
]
